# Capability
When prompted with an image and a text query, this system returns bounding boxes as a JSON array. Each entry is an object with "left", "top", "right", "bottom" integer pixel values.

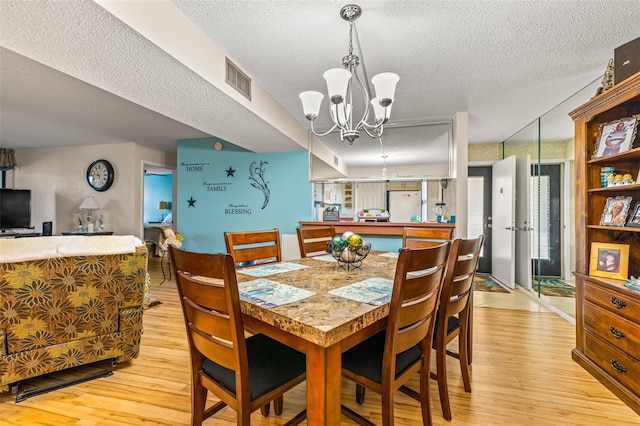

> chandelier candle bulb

[
  {"left": 331, "top": 104, "right": 352, "bottom": 125},
  {"left": 370, "top": 98, "right": 392, "bottom": 123}
]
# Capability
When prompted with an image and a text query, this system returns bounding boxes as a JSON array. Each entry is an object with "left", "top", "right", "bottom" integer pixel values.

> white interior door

[
  {"left": 515, "top": 156, "right": 532, "bottom": 290},
  {"left": 492, "top": 156, "right": 516, "bottom": 288}
]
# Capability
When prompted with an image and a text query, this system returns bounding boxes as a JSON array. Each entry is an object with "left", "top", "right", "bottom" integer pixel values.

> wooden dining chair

[
  {"left": 296, "top": 226, "right": 335, "bottom": 258},
  {"left": 341, "top": 242, "right": 451, "bottom": 426},
  {"left": 402, "top": 227, "right": 454, "bottom": 249},
  {"left": 224, "top": 228, "right": 282, "bottom": 268},
  {"left": 430, "top": 235, "right": 484, "bottom": 421},
  {"left": 168, "top": 245, "right": 307, "bottom": 426}
]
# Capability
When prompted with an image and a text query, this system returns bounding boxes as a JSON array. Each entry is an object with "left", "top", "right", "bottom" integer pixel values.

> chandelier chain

[{"left": 348, "top": 21, "right": 354, "bottom": 56}]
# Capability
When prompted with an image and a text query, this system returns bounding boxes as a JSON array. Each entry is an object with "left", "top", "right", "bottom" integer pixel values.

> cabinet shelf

[
  {"left": 588, "top": 146, "right": 640, "bottom": 165},
  {"left": 587, "top": 225, "right": 640, "bottom": 232},
  {"left": 588, "top": 184, "right": 640, "bottom": 193}
]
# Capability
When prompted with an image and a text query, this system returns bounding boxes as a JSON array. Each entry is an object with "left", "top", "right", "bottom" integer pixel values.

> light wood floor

[{"left": 2, "top": 256, "right": 638, "bottom": 425}]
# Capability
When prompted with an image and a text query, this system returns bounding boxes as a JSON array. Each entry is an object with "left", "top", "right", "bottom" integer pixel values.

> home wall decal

[{"left": 176, "top": 138, "right": 311, "bottom": 254}]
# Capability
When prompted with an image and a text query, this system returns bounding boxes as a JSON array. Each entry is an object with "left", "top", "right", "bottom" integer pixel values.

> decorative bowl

[{"left": 328, "top": 238, "right": 371, "bottom": 270}]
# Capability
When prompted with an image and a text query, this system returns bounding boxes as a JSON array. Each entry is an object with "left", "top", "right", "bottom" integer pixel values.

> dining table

[{"left": 235, "top": 250, "right": 400, "bottom": 425}]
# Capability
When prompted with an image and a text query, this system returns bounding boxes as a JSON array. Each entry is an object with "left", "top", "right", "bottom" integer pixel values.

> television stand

[{"left": 0, "top": 232, "right": 41, "bottom": 239}]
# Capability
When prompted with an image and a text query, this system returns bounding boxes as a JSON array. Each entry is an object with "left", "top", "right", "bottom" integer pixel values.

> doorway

[{"left": 468, "top": 166, "right": 492, "bottom": 273}]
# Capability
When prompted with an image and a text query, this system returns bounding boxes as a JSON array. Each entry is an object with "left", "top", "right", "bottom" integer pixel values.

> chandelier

[{"left": 299, "top": 4, "right": 399, "bottom": 145}]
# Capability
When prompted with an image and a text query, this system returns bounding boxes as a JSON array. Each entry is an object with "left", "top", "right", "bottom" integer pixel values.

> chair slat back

[
  {"left": 402, "top": 227, "right": 454, "bottom": 249},
  {"left": 440, "top": 235, "right": 484, "bottom": 319},
  {"left": 296, "top": 226, "right": 335, "bottom": 257},
  {"left": 169, "top": 246, "right": 247, "bottom": 373},
  {"left": 224, "top": 229, "right": 282, "bottom": 267},
  {"left": 386, "top": 242, "right": 450, "bottom": 359}
]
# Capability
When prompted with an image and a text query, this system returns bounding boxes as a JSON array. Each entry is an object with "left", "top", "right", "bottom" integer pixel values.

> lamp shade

[
  {"left": 158, "top": 201, "right": 169, "bottom": 210},
  {"left": 299, "top": 91, "right": 324, "bottom": 120},
  {"left": 323, "top": 68, "right": 351, "bottom": 103},
  {"left": 0, "top": 148, "right": 16, "bottom": 171},
  {"left": 79, "top": 196, "right": 100, "bottom": 210},
  {"left": 371, "top": 72, "right": 399, "bottom": 103}
]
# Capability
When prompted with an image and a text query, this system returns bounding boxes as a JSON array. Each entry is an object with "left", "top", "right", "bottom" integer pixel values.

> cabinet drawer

[
  {"left": 585, "top": 331, "right": 640, "bottom": 396},
  {"left": 585, "top": 281, "right": 640, "bottom": 323},
  {"left": 584, "top": 300, "right": 640, "bottom": 357}
]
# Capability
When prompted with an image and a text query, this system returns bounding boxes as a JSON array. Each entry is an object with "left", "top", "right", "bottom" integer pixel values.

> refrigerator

[{"left": 388, "top": 191, "right": 422, "bottom": 222}]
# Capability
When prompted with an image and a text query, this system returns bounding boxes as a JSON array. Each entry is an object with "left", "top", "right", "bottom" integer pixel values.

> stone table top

[{"left": 236, "top": 251, "right": 398, "bottom": 348}]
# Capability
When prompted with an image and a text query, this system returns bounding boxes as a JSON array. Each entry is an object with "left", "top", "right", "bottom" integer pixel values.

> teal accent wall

[
  {"left": 143, "top": 174, "right": 172, "bottom": 223},
  {"left": 362, "top": 235, "right": 402, "bottom": 252},
  {"left": 176, "top": 138, "right": 312, "bottom": 253}
]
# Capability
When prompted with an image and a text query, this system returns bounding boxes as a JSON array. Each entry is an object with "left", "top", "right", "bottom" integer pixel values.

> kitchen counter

[{"left": 299, "top": 221, "right": 455, "bottom": 236}]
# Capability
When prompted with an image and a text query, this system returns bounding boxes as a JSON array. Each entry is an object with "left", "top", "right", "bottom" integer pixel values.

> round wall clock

[{"left": 87, "top": 159, "right": 115, "bottom": 192}]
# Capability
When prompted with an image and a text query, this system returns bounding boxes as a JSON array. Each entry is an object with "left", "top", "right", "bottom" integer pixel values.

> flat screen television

[{"left": 0, "top": 189, "right": 32, "bottom": 230}]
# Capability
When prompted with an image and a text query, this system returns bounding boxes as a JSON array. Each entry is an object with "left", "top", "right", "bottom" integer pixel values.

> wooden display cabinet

[{"left": 570, "top": 71, "right": 640, "bottom": 415}]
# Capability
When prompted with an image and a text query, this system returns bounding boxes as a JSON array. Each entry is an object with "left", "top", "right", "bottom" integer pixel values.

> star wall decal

[
  {"left": 187, "top": 197, "right": 197, "bottom": 207},
  {"left": 226, "top": 166, "right": 236, "bottom": 177}
]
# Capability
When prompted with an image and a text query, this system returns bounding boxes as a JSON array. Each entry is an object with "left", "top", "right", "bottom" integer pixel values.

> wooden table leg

[{"left": 306, "top": 343, "right": 342, "bottom": 426}]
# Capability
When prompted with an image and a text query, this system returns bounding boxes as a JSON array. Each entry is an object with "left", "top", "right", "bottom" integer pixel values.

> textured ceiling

[
  {"left": 0, "top": 0, "right": 300, "bottom": 154},
  {"left": 1, "top": 0, "right": 639, "bottom": 169}
]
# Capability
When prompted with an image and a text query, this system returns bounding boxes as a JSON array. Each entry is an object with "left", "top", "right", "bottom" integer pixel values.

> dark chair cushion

[
  {"left": 433, "top": 315, "right": 460, "bottom": 340},
  {"left": 447, "top": 315, "right": 459, "bottom": 333},
  {"left": 202, "top": 333, "right": 305, "bottom": 401},
  {"left": 342, "top": 330, "right": 422, "bottom": 384}
]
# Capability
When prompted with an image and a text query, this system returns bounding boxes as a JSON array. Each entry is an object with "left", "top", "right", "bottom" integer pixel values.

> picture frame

[
  {"left": 627, "top": 201, "right": 640, "bottom": 227},
  {"left": 589, "top": 242, "right": 629, "bottom": 280},
  {"left": 599, "top": 195, "right": 633, "bottom": 226},
  {"left": 593, "top": 115, "right": 639, "bottom": 158}
]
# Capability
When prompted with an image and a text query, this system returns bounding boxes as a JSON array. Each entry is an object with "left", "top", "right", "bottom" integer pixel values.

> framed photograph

[
  {"left": 627, "top": 202, "right": 640, "bottom": 227},
  {"left": 593, "top": 115, "right": 639, "bottom": 158},
  {"left": 589, "top": 242, "right": 629, "bottom": 280},
  {"left": 599, "top": 196, "right": 633, "bottom": 226}
]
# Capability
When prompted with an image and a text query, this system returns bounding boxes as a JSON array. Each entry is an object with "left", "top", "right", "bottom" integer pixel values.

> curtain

[{"left": 0, "top": 148, "right": 16, "bottom": 171}]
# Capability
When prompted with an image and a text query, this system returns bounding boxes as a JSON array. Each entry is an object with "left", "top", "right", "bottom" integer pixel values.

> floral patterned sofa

[{"left": 0, "top": 235, "right": 148, "bottom": 393}]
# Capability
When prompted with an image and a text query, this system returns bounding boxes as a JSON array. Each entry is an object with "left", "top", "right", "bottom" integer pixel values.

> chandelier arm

[
  {"left": 362, "top": 125, "right": 384, "bottom": 139},
  {"left": 309, "top": 120, "right": 339, "bottom": 138}
]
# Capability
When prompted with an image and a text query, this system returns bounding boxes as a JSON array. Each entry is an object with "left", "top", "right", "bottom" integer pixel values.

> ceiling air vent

[
  {"left": 334, "top": 155, "right": 339, "bottom": 166},
  {"left": 226, "top": 58, "right": 251, "bottom": 100}
]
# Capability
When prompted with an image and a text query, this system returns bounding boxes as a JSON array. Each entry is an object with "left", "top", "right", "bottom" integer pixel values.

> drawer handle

[
  {"left": 611, "top": 360, "right": 627, "bottom": 374},
  {"left": 609, "top": 326, "right": 625, "bottom": 339},
  {"left": 610, "top": 297, "right": 627, "bottom": 309}
]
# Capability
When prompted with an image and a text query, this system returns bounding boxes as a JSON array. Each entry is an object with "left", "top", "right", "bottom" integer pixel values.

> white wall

[
  {"left": 453, "top": 112, "right": 469, "bottom": 237},
  {"left": 12, "top": 143, "right": 175, "bottom": 237}
]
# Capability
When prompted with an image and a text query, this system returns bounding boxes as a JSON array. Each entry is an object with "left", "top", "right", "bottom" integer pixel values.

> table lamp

[
  {"left": 158, "top": 200, "right": 170, "bottom": 221},
  {"left": 79, "top": 196, "right": 100, "bottom": 232}
]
